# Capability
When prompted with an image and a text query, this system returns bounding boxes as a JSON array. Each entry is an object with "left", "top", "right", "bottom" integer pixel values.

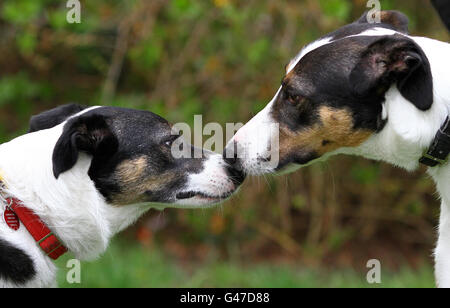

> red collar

[{"left": 4, "top": 197, "right": 67, "bottom": 260}]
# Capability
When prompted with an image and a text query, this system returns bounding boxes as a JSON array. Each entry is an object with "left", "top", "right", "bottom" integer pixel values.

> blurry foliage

[
  {"left": 0, "top": 0, "right": 448, "bottom": 270},
  {"left": 56, "top": 239, "right": 436, "bottom": 288}
]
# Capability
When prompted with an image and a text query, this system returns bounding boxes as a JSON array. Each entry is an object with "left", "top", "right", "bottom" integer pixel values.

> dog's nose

[
  {"left": 223, "top": 141, "right": 246, "bottom": 186},
  {"left": 225, "top": 163, "right": 246, "bottom": 186}
]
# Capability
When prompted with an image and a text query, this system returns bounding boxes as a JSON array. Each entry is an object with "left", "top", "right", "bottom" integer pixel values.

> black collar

[{"left": 420, "top": 117, "right": 450, "bottom": 167}]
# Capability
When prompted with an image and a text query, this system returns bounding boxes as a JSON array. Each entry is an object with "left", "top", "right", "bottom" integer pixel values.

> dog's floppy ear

[
  {"left": 29, "top": 103, "right": 87, "bottom": 133},
  {"left": 357, "top": 10, "right": 409, "bottom": 34},
  {"left": 349, "top": 35, "right": 433, "bottom": 111},
  {"left": 52, "top": 113, "right": 118, "bottom": 179}
]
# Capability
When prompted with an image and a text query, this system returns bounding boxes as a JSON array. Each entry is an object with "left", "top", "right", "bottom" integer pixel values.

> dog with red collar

[
  {"left": 225, "top": 10, "right": 450, "bottom": 287},
  {"left": 0, "top": 105, "right": 244, "bottom": 287}
]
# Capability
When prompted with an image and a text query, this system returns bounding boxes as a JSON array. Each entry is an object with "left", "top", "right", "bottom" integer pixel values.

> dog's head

[
  {"left": 225, "top": 11, "right": 434, "bottom": 174},
  {"left": 29, "top": 105, "right": 245, "bottom": 208}
]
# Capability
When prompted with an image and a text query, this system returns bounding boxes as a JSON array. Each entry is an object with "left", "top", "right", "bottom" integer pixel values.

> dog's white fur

[
  {"left": 230, "top": 29, "right": 450, "bottom": 287},
  {"left": 0, "top": 108, "right": 234, "bottom": 288}
]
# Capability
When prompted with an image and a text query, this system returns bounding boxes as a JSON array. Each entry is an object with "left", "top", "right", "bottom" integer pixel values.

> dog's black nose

[
  {"left": 223, "top": 141, "right": 246, "bottom": 186},
  {"left": 225, "top": 163, "right": 246, "bottom": 186}
]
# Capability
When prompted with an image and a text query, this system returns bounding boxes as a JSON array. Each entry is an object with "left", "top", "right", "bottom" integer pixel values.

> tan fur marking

[
  {"left": 112, "top": 156, "right": 177, "bottom": 205},
  {"left": 285, "top": 69, "right": 296, "bottom": 83},
  {"left": 116, "top": 156, "right": 148, "bottom": 184},
  {"left": 279, "top": 106, "right": 373, "bottom": 157}
]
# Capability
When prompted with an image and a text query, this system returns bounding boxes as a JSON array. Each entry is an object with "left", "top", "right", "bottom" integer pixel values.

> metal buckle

[{"left": 421, "top": 153, "right": 448, "bottom": 165}]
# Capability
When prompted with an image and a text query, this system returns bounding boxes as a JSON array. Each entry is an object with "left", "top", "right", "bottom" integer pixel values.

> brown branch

[
  {"left": 101, "top": 0, "right": 166, "bottom": 105},
  {"left": 251, "top": 220, "right": 302, "bottom": 256}
]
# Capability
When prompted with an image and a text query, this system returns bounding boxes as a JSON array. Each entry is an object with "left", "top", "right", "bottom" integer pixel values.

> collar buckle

[{"left": 421, "top": 153, "right": 448, "bottom": 166}]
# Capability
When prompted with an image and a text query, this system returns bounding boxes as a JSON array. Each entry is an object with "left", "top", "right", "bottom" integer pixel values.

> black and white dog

[
  {"left": 225, "top": 10, "right": 450, "bottom": 287},
  {"left": 0, "top": 105, "right": 244, "bottom": 287}
]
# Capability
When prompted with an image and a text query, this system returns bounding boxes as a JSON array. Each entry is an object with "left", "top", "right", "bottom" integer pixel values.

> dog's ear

[
  {"left": 357, "top": 10, "right": 409, "bottom": 34},
  {"left": 52, "top": 113, "right": 118, "bottom": 179},
  {"left": 349, "top": 35, "right": 433, "bottom": 111},
  {"left": 29, "top": 104, "right": 87, "bottom": 133}
]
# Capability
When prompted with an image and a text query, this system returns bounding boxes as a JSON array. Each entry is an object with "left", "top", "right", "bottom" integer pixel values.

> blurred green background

[{"left": 1, "top": 0, "right": 448, "bottom": 288}]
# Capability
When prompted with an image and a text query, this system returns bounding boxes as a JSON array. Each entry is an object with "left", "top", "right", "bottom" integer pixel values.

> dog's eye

[
  {"left": 163, "top": 135, "right": 179, "bottom": 148},
  {"left": 287, "top": 94, "right": 299, "bottom": 104},
  {"left": 286, "top": 92, "right": 307, "bottom": 106}
]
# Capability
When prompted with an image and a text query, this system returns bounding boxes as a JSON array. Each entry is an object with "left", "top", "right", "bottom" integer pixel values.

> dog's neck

[
  {"left": 346, "top": 87, "right": 449, "bottom": 170},
  {"left": 0, "top": 125, "right": 149, "bottom": 260}
]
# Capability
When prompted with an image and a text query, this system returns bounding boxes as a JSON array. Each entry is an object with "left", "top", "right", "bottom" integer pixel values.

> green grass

[{"left": 56, "top": 240, "right": 435, "bottom": 288}]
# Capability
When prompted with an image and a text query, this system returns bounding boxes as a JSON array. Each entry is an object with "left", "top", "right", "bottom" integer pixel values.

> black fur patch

[
  {"left": 350, "top": 35, "right": 433, "bottom": 111},
  {"left": 432, "top": 0, "right": 450, "bottom": 30},
  {"left": 0, "top": 238, "right": 36, "bottom": 285},
  {"left": 28, "top": 103, "right": 87, "bottom": 133},
  {"left": 52, "top": 113, "right": 119, "bottom": 179}
]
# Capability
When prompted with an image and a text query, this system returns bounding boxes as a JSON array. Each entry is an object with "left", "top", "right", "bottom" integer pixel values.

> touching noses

[{"left": 223, "top": 140, "right": 245, "bottom": 186}]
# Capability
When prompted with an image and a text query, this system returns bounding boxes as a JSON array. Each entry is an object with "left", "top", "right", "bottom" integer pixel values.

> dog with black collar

[
  {"left": 0, "top": 105, "right": 245, "bottom": 287},
  {"left": 225, "top": 10, "right": 450, "bottom": 287}
]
